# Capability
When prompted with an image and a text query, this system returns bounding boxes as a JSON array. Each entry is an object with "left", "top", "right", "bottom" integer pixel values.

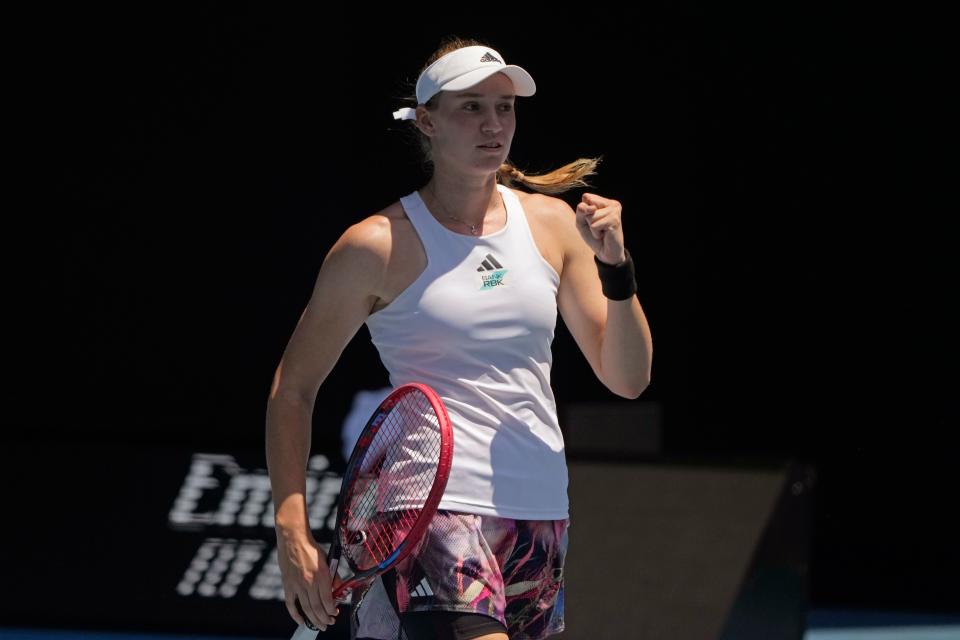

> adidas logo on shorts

[{"left": 408, "top": 576, "right": 434, "bottom": 598}]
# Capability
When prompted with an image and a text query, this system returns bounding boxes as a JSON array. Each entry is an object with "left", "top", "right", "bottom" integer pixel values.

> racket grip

[
  {"left": 326, "top": 536, "right": 342, "bottom": 593},
  {"left": 290, "top": 619, "right": 320, "bottom": 640},
  {"left": 293, "top": 597, "right": 320, "bottom": 633}
]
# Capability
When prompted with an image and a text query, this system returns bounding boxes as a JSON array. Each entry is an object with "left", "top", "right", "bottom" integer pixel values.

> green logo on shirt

[{"left": 479, "top": 269, "right": 508, "bottom": 290}]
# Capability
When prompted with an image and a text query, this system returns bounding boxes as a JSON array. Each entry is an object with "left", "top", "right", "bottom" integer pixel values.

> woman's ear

[{"left": 415, "top": 106, "right": 435, "bottom": 137}]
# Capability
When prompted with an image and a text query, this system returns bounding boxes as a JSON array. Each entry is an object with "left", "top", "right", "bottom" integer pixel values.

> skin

[{"left": 266, "top": 69, "right": 653, "bottom": 637}]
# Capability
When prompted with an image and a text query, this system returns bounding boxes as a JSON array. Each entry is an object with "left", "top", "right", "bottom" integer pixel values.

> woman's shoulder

[
  {"left": 509, "top": 187, "right": 576, "bottom": 223},
  {"left": 332, "top": 199, "right": 424, "bottom": 312},
  {"left": 505, "top": 187, "right": 579, "bottom": 276},
  {"left": 508, "top": 186, "right": 580, "bottom": 246},
  {"left": 334, "top": 199, "right": 412, "bottom": 258}
]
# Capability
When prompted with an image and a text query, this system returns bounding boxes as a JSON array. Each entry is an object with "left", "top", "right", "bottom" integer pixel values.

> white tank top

[{"left": 364, "top": 183, "right": 568, "bottom": 519}]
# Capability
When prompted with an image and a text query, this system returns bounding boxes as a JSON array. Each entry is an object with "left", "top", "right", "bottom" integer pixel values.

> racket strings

[{"left": 340, "top": 390, "right": 443, "bottom": 571}]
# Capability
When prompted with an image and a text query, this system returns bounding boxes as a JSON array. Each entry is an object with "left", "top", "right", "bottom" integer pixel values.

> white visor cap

[{"left": 393, "top": 45, "right": 536, "bottom": 121}]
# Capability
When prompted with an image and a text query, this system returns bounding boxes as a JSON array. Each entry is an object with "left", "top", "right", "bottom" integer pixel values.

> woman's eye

[{"left": 463, "top": 103, "right": 513, "bottom": 111}]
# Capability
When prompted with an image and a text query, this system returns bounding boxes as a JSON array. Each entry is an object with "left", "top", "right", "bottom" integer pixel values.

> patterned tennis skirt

[{"left": 350, "top": 509, "right": 570, "bottom": 640}]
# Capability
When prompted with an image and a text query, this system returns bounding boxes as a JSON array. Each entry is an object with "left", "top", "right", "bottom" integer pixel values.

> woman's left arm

[{"left": 554, "top": 193, "right": 653, "bottom": 399}]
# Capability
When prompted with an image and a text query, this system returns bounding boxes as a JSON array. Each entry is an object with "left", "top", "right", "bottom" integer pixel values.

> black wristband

[{"left": 594, "top": 249, "right": 637, "bottom": 300}]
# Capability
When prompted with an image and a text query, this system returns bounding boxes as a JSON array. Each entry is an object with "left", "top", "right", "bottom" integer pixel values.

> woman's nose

[
  {"left": 480, "top": 107, "right": 505, "bottom": 132},
  {"left": 481, "top": 115, "right": 503, "bottom": 133}
]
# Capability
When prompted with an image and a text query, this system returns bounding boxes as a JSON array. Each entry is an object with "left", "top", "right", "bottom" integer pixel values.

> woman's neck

[{"left": 421, "top": 174, "right": 504, "bottom": 232}]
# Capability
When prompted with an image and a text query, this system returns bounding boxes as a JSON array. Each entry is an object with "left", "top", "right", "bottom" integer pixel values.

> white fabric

[
  {"left": 340, "top": 386, "right": 393, "bottom": 462},
  {"left": 393, "top": 45, "right": 536, "bottom": 120},
  {"left": 364, "top": 184, "right": 568, "bottom": 519}
]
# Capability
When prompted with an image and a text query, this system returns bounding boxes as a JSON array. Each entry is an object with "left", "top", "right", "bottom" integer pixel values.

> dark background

[{"left": 28, "top": 2, "right": 957, "bottom": 632}]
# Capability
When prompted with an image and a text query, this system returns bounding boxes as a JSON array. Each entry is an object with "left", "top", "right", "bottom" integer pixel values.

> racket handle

[
  {"left": 326, "top": 536, "right": 342, "bottom": 595},
  {"left": 292, "top": 597, "right": 320, "bottom": 638},
  {"left": 290, "top": 622, "right": 320, "bottom": 640},
  {"left": 328, "top": 557, "right": 357, "bottom": 603},
  {"left": 289, "top": 540, "right": 343, "bottom": 638}
]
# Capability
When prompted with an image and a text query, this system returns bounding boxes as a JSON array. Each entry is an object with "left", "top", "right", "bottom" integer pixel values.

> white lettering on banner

[
  {"left": 168, "top": 452, "right": 343, "bottom": 602},
  {"left": 168, "top": 453, "right": 338, "bottom": 531}
]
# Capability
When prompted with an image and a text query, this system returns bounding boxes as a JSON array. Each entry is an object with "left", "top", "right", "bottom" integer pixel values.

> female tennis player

[{"left": 266, "top": 35, "right": 653, "bottom": 640}]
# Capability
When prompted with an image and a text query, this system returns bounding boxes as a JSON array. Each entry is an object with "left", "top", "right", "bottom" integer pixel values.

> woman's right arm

[{"left": 265, "top": 216, "right": 390, "bottom": 630}]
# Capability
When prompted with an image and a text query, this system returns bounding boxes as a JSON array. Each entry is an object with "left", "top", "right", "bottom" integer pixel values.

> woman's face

[{"left": 421, "top": 71, "right": 517, "bottom": 175}]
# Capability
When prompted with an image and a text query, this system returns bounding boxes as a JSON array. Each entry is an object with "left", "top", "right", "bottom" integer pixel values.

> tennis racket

[{"left": 290, "top": 382, "right": 453, "bottom": 638}]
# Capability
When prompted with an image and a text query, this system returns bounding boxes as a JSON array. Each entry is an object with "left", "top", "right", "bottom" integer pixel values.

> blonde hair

[{"left": 395, "top": 35, "right": 602, "bottom": 195}]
